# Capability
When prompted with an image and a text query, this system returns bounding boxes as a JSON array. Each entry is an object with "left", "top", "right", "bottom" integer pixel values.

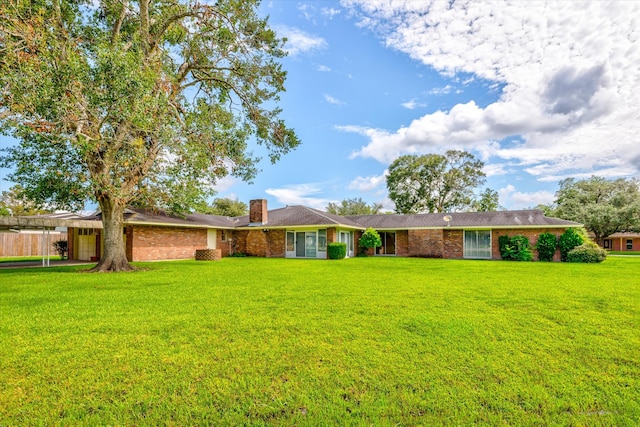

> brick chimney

[{"left": 249, "top": 199, "right": 268, "bottom": 225}]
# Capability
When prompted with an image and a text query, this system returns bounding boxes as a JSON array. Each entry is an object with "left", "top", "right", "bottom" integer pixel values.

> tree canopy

[
  {"left": 0, "top": 185, "right": 53, "bottom": 216},
  {"left": 326, "top": 197, "right": 383, "bottom": 216},
  {"left": 386, "top": 150, "right": 487, "bottom": 214},
  {"left": 551, "top": 176, "right": 640, "bottom": 244},
  {"left": 196, "top": 197, "right": 248, "bottom": 217},
  {"left": 0, "top": 0, "right": 299, "bottom": 271},
  {"left": 470, "top": 188, "right": 500, "bottom": 212}
]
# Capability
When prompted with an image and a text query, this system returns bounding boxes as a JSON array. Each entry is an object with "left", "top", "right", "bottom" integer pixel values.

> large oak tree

[
  {"left": 0, "top": 0, "right": 299, "bottom": 271},
  {"left": 552, "top": 176, "right": 640, "bottom": 245},
  {"left": 386, "top": 150, "right": 487, "bottom": 214}
]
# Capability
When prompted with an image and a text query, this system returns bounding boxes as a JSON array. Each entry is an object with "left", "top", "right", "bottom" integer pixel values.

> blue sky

[{"left": 1, "top": 0, "right": 639, "bottom": 212}]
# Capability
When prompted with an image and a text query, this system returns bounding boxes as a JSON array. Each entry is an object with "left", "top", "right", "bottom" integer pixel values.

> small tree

[
  {"left": 358, "top": 228, "right": 381, "bottom": 256},
  {"left": 52, "top": 240, "right": 68, "bottom": 260},
  {"left": 559, "top": 228, "right": 585, "bottom": 262},
  {"left": 536, "top": 232, "right": 558, "bottom": 262}
]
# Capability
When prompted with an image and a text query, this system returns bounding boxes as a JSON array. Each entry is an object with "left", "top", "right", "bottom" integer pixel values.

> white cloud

[
  {"left": 401, "top": 99, "right": 426, "bottom": 110},
  {"left": 348, "top": 170, "right": 388, "bottom": 191},
  {"left": 212, "top": 175, "right": 239, "bottom": 193},
  {"left": 324, "top": 94, "right": 345, "bottom": 105},
  {"left": 274, "top": 26, "right": 327, "bottom": 56},
  {"left": 321, "top": 7, "right": 341, "bottom": 19},
  {"left": 317, "top": 64, "right": 331, "bottom": 72},
  {"left": 427, "top": 85, "right": 453, "bottom": 96},
  {"left": 341, "top": 0, "right": 640, "bottom": 182},
  {"left": 265, "top": 184, "right": 331, "bottom": 210},
  {"left": 498, "top": 185, "right": 555, "bottom": 210}
]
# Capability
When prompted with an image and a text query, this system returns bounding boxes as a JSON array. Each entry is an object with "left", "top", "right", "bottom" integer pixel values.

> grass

[
  {"left": 0, "top": 255, "right": 63, "bottom": 264},
  {"left": 1, "top": 257, "right": 639, "bottom": 425},
  {"left": 608, "top": 251, "right": 640, "bottom": 256}
]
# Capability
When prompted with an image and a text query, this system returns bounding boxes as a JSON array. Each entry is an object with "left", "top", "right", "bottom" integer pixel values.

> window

[
  {"left": 220, "top": 230, "right": 227, "bottom": 241},
  {"left": 603, "top": 239, "right": 610, "bottom": 249},
  {"left": 464, "top": 230, "right": 492, "bottom": 259},
  {"left": 286, "top": 231, "right": 295, "bottom": 252},
  {"left": 627, "top": 239, "right": 633, "bottom": 250},
  {"left": 318, "top": 229, "right": 327, "bottom": 252}
]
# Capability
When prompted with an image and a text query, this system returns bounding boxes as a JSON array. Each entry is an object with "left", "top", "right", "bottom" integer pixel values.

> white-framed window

[
  {"left": 318, "top": 229, "right": 327, "bottom": 252},
  {"left": 285, "top": 229, "right": 326, "bottom": 258},
  {"left": 627, "top": 239, "right": 633, "bottom": 250},
  {"left": 464, "top": 230, "right": 492, "bottom": 259}
]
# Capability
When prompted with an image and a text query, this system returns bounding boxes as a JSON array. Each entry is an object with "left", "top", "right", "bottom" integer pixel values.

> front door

[
  {"left": 339, "top": 231, "right": 353, "bottom": 257},
  {"left": 77, "top": 235, "right": 96, "bottom": 260},
  {"left": 296, "top": 232, "right": 306, "bottom": 257}
]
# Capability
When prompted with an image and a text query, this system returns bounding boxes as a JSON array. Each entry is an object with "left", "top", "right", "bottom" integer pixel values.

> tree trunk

[{"left": 89, "top": 197, "right": 135, "bottom": 272}]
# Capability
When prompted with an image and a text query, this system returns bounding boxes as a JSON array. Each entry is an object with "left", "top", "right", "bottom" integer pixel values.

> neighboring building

[
  {"left": 2, "top": 199, "right": 581, "bottom": 262},
  {"left": 601, "top": 232, "right": 640, "bottom": 252}
]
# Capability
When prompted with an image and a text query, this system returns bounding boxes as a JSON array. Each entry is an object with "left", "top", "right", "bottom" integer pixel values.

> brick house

[
  {"left": 601, "top": 232, "right": 640, "bottom": 252},
  {"left": 61, "top": 199, "right": 580, "bottom": 262}
]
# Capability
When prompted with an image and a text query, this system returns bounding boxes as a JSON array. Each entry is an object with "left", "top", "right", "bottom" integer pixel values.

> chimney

[{"left": 249, "top": 199, "right": 268, "bottom": 225}]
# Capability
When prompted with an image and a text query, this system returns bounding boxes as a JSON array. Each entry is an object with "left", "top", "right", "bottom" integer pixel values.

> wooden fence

[{"left": 0, "top": 232, "right": 68, "bottom": 257}]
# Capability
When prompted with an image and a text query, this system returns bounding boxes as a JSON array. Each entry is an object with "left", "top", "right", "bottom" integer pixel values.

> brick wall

[
  {"left": 130, "top": 225, "right": 207, "bottom": 261},
  {"left": 443, "top": 229, "right": 464, "bottom": 259},
  {"left": 245, "top": 229, "right": 267, "bottom": 256},
  {"left": 407, "top": 229, "right": 443, "bottom": 257},
  {"left": 395, "top": 230, "right": 409, "bottom": 256},
  {"left": 216, "top": 230, "right": 234, "bottom": 257},
  {"left": 266, "top": 229, "right": 286, "bottom": 258},
  {"left": 326, "top": 228, "right": 337, "bottom": 244}
]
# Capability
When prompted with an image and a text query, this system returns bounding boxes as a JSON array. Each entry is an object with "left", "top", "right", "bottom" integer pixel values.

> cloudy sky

[{"left": 1, "top": 0, "right": 639, "bottom": 212}]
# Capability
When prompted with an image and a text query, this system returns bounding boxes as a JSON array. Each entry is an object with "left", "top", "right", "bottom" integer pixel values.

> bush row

[{"left": 498, "top": 228, "right": 606, "bottom": 263}]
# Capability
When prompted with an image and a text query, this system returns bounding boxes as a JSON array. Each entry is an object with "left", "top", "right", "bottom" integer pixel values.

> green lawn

[
  {"left": 0, "top": 255, "right": 63, "bottom": 264},
  {"left": 1, "top": 257, "right": 638, "bottom": 425}
]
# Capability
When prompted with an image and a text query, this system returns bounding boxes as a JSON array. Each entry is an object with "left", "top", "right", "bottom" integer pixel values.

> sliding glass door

[
  {"left": 464, "top": 230, "right": 492, "bottom": 259},
  {"left": 376, "top": 232, "right": 396, "bottom": 255}
]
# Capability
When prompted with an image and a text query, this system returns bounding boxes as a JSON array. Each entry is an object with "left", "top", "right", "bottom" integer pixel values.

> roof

[
  {"left": 346, "top": 210, "right": 580, "bottom": 229},
  {"left": 607, "top": 232, "right": 640, "bottom": 238},
  {"left": 234, "top": 205, "right": 363, "bottom": 229},
  {"left": 1, "top": 207, "right": 581, "bottom": 232},
  {"left": 0, "top": 215, "right": 104, "bottom": 231},
  {"left": 83, "top": 207, "right": 237, "bottom": 229}
]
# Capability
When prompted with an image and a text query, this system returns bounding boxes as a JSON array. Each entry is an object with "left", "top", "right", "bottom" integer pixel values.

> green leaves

[
  {"left": 386, "top": 150, "right": 487, "bottom": 214},
  {"left": 326, "top": 198, "right": 383, "bottom": 216},
  {"left": 0, "top": 0, "right": 299, "bottom": 214},
  {"left": 554, "top": 176, "right": 640, "bottom": 243}
]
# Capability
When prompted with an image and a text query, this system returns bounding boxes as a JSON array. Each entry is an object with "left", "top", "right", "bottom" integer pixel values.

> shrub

[
  {"left": 498, "top": 235, "right": 510, "bottom": 259},
  {"left": 566, "top": 242, "right": 607, "bottom": 263},
  {"left": 327, "top": 242, "right": 347, "bottom": 260},
  {"left": 559, "top": 228, "right": 585, "bottom": 262},
  {"left": 52, "top": 240, "right": 68, "bottom": 259},
  {"left": 504, "top": 235, "right": 533, "bottom": 261},
  {"left": 536, "top": 232, "right": 558, "bottom": 262},
  {"left": 499, "top": 235, "right": 533, "bottom": 261},
  {"left": 359, "top": 227, "right": 382, "bottom": 256}
]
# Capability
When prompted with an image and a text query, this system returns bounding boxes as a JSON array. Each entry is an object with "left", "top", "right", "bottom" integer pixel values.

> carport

[{"left": 0, "top": 216, "right": 103, "bottom": 267}]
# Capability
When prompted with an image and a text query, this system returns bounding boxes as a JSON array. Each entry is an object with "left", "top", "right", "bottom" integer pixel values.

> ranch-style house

[{"left": 51, "top": 199, "right": 579, "bottom": 262}]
